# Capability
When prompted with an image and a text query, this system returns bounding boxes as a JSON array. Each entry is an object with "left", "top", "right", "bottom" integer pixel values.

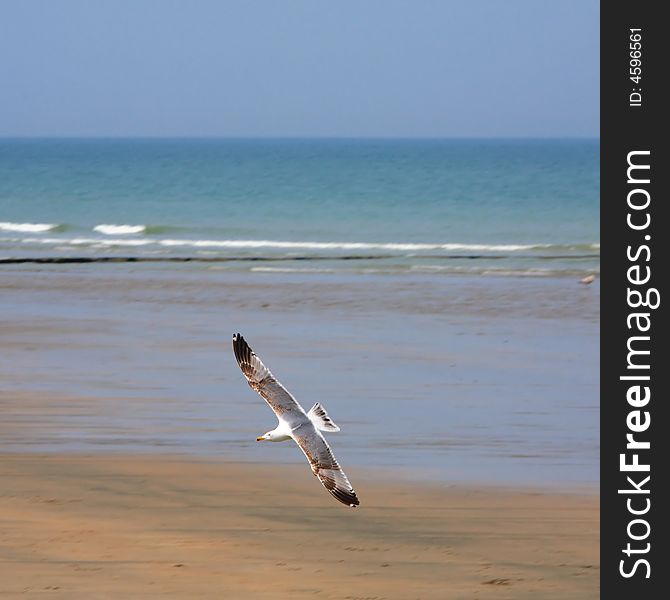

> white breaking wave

[
  {"left": 10, "top": 236, "right": 601, "bottom": 253},
  {"left": 153, "top": 239, "right": 541, "bottom": 252},
  {"left": 0, "top": 221, "right": 59, "bottom": 233},
  {"left": 94, "top": 224, "right": 147, "bottom": 235}
]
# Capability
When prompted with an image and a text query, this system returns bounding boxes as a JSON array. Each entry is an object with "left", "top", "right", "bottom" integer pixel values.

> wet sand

[
  {"left": 0, "top": 266, "right": 599, "bottom": 486},
  {"left": 0, "top": 264, "right": 600, "bottom": 321},
  {"left": 0, "top": 453, "right": 598, "bottom": 599}
]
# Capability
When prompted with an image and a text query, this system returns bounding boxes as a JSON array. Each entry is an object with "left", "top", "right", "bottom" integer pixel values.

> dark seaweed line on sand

[
  {"left": 0, "top": 255, "right": 388, "bottom": 264},
  {"left": 0, "top": 254, "right": 599, "bottom": 265}
]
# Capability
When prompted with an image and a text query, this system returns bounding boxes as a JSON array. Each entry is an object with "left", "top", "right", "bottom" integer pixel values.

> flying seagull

[{"left": 232, "top": 333, "right": 360, "bottom": 507}]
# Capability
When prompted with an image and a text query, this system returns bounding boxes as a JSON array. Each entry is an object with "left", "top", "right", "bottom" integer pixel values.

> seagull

[
  {"left": 232, "top": 333, "right": 360, "bottom": 507},
  {"left": 579, "top": 274, "right": 596, "bottom": 285}
]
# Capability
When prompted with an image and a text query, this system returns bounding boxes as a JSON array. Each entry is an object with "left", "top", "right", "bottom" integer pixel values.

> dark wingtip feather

[
  {"left": 232, "top": 333, "right": 249, "bottom": 367},
  {"left": 232, "top": 333, "right": 240, "bottom": 363},
  {"left": 233, "top": 333, "right": 258, "bottom": 377},
  {"left": 330, "top": 487, "right": 360, "bottom": 507}
]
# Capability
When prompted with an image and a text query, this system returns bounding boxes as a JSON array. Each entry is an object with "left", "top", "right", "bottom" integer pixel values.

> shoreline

[{"left": 0, "top": 452, "right": 599, "bottom": 599}]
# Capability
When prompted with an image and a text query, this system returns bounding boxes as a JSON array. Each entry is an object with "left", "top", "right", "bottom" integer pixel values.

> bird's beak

[{"left": 256, "top": 436, "right": 264, "bottom": 442}]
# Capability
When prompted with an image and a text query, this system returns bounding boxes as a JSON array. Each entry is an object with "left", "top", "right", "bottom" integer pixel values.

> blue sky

[{"left": 0, "top": 0, "right": 599, "bottom": 137}]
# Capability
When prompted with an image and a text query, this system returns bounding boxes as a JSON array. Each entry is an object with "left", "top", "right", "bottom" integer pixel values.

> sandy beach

[
  {"left": 0, "top": 453, "right": 598, "bottom": 599},
  {"left": 0, "top": 263, "right": 599, "bottom": 598}
]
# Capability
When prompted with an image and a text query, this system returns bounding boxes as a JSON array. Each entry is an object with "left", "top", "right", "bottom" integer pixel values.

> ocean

[
  {"left": 1, "top": 138, "right": 599, "bottom": 489},
  {"left": 0, "top": 138, "right": 599, "bottom": 276}
]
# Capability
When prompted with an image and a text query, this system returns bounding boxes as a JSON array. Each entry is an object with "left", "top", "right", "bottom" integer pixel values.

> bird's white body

[
  {"left": 259, "top": 421, "right": 292, "bottom": 442},
  {"left": 260, "top": 402, "right": 340, "bottom": 442}
]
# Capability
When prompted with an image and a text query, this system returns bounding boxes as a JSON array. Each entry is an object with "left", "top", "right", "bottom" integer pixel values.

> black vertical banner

[{"left": 601, "top": 3, "right": 668, "bottom": 598}]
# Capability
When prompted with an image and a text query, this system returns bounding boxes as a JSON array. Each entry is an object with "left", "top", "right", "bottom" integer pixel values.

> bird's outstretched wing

[
  {"left": 232, "top": 333, "right": 306, "bottom": 423},
  {"left": 292, "top": 426, "right": 360, "bottom": 507}
]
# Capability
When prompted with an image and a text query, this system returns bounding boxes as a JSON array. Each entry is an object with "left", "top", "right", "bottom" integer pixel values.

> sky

[{"left": 0, "top": 0, "right": 599, "bottom": 138}]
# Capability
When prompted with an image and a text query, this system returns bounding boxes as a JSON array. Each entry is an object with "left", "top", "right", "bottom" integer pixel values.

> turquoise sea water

[{"left": 0, "top": 138, "right": 599, "bottom": 276}]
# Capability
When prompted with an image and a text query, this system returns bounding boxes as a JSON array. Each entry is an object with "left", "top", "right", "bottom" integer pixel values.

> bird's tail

[{"left": 307, "top": 402, "right": 340, "bottom": 432}]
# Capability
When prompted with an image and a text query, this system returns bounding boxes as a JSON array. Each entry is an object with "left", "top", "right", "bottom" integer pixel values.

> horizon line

[{"left": 0, "top": 134, "right": 600, "bottom": 141}]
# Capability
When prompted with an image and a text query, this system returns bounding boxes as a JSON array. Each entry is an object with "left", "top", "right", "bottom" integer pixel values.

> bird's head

[{"left": 257, "top": 432, "right": 271, "bottom": 442}]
